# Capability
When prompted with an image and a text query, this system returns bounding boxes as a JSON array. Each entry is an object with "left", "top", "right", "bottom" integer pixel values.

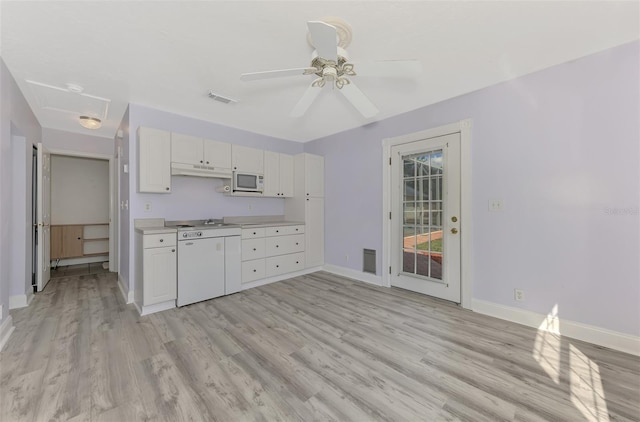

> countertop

[{"left": 134, "top": 226, "right": 177, "bottom": 235}]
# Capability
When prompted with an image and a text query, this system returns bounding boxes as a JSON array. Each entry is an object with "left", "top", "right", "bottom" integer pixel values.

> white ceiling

[{"left": 2, "top": 1, "right": 638, "bottom": 142}]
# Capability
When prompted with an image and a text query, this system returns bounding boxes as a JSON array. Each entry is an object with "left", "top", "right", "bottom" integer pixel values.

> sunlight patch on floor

[
  {"left": 533, "top": 304, "right": 561, "bottom": 384},
  {"left": 569, "top": 344, "right": 609, "bottom": 421}
]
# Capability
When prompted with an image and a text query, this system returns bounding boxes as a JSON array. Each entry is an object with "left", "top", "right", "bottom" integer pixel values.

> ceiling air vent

[{"left": 208, "top": 90, "right": 237, "bottom": 104}]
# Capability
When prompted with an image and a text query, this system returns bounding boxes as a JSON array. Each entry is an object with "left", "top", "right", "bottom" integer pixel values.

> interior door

[
  {"left": 36, "top": 143, "right": 51, "bottom": 291},
  {"left": 390, "top": 133, "right": 461, "bottom": 303}
]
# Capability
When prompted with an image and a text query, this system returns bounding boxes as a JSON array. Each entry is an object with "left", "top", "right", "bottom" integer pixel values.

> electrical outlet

[
  {"left": 489, "top": 199, "right": 504, "bottom": 212},
  {"left": 514, "top": 289, "right": 524, "bottom": 302},
  {"left": 144, "top": 202, "right": 152, "bottom": 212}
]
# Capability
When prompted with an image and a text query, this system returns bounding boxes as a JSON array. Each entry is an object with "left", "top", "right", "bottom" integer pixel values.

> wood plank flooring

[{"left": 1, "top": 271, "right": 638, "bottom": 421}]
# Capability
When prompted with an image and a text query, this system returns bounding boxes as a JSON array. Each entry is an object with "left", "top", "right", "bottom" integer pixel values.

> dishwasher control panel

[{"left": 182, "top": 231, "right": 203, "bottom": 238}]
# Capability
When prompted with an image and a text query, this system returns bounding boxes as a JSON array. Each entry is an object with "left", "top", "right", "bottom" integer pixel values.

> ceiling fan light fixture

[{"left": 79, "top": 115, "right": 101, "bottom": 129}]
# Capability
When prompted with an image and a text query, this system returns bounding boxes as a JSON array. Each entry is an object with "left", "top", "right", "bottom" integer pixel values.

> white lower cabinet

[
  {"left": 241, "top": 224, "right": 305, "bottom": 284},
  {"left": 135, "top": 231, "right": 177, "bottom": 315}
]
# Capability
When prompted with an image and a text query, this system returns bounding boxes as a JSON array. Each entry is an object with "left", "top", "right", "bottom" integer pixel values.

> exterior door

[
  {"left": 36, "top": 143, "right": 51, "bottom": 291},
  {"left": 390, "top": 133, "right": 461, "bottom": 303}
]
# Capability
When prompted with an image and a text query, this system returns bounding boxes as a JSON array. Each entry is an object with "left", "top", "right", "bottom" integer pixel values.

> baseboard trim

[
  {"left": 139, "top": 300, "right": 176, "bottom": 316},
  {"left": 473, "top": 299, "right": 640, "bottom": 356},
  {"left": 0, "top": 315, "right": 15, "bottom": 352},
  {"left": 9, "top": 290, "right": 35, "bottom": 309},
  {"left": 323, "top": 264, "right": 383, "bottom": 286},
  {"left": 117, "top": 274, "right": 134, "bottom": 304}
]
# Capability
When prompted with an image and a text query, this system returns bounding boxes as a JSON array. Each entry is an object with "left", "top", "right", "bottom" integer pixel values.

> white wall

[{"left": 51, "top": 155, "right": 109, "bottom": 224}]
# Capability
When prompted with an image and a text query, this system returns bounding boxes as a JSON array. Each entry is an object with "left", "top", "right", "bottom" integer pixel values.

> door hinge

[
  {"left": 389, "top": 157, "right": 391, "bottom": 165},
  {"left": 389, "top": 212, "right": 392, "bottom": 220},
  {"left": 389, "top": 266, "right": 391, "bottom": 274}
]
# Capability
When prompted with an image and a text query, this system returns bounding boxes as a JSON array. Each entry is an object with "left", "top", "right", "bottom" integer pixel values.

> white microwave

[{"left": 233, "top": 171, "right": 264, "bottom": 193}]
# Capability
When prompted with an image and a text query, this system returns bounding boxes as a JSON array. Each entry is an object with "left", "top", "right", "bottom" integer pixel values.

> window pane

[
  {"left": 430, "top": 151, "right": 443, "bottom": 175},
  {"left": 403, "top": 159, "right": 415, "bottom": 178},
  {"left": 403, "top": 203, "right": 416, "bottom": 224},
  {"left": 402, "top": 249, "right": 416, "bottom": 273}
]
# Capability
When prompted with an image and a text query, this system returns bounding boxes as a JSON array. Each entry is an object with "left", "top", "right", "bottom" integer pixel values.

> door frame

[
  {"left": 382, "top": 119, "right": 473, "bottom": 309},
  {"left": 46, "top": 148, "right": 117, "bottom": 272}
]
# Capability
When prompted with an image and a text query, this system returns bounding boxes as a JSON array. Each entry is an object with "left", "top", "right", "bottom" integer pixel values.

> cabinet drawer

[
  {"left": 242, "top": 238, "right": 265, "bottom": 261},
  {"left": 143, "top": 233, "right": 177, "bottom": 248},
  {"left": 242, "top": 227, "right": 266, "bottom": 239},
  {"left": 242, "top": 259, "right": 266, "bottom": 283},
  {"left": 265, "top": 225, "right": 304, "bottom": 237},
  {"left": 265, "top": 252, "right": 305, "bottom": 277},
  {"left": 265, "top": 234, "right": 305, "bottom": 257}
]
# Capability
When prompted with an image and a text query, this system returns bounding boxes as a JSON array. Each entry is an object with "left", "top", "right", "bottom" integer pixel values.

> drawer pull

[
  {"left": 296, "top": 242, "right": 299, "bottom": 245},
  {"left": 295, "top": 228, "right": 299, "bottom": 231},
  {"left": 171, "top": 249, "right": 175, "bottom": 252},
  {"left": 253, "top": 248, "right": 256, "bottom": 251},
  {"left": 166, "top": 187, "right": 170, "bottom": 191},
  {"left": 296, "top": 261, "right": 299, "bottom": 264},
  {"left": 160, "top": 239, "right": 164, "bottom": 242},
  {"left": 253, "top": 269, "right": 256, "bottom": 272},
  {"left": 276, "top": 245, "right": 279, "bottom": 248},
  {"left": 253, "top": 232, "right": 257, "bottom": 235},
  {"left": 276, "top": 265, "right": 279, "bottom": 268},
  {"left": 276, "top": 230, "right": 279, "bottom": 233}
]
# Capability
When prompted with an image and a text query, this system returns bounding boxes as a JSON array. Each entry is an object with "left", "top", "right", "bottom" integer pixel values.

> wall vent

[{"left": 363, "top": 249, "right": 376, "bottom": 274}]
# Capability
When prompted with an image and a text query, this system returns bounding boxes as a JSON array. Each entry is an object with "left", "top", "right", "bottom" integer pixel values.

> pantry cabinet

[
  {"left": 263, "top": 151, "right": 294, "bottom": 197},
  {"left": 285, "top": 153, "right": 325, "bottom": 268},
  {"left": 138, "top": 127, "right": 171, "bottom": 193}
]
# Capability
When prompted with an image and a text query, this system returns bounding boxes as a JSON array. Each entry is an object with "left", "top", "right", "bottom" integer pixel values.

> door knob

[
  {"left": 451, "top": 216, "right": 458, "bottom": 222},
  {"left": 451, "top": 228, "right": 459, "bottom": 234}
]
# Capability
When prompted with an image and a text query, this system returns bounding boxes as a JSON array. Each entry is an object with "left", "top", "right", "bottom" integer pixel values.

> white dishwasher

[{"left": 175, "top": 225, "right": 241, "bottom": 307}]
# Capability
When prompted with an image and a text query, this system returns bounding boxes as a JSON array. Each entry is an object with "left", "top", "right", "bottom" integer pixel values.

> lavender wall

[
  {"left": 0, "top": 58, "right": 42, "bottom": 324},
  {"left": 305, "top": 41, "right": 640, "bottom": 336},
  {"left": 123, "top": 104, "right": 304, "bottom": 291}
]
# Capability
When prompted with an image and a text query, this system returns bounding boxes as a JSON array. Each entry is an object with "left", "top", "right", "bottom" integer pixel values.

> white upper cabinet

[
  {"left": 171, "top": 133, "right": 202, "bottom": 165},
  {"left": 138, "top": 127, "right": 172, "bottom": 193},
  {"left": 171, "top": 133, "right": 231, "bottom": 170},
  {"left": 263, "top": 151, "right": 294, "bottom": 197},
  {"left": 232, "top": 145, "right": 264, "bottom": 174},
  {"left": 203, "top": 139, "right": 232, "bottom": 170}
]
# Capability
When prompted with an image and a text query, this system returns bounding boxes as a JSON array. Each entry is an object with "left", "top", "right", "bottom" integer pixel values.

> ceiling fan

[{"left": 240, "top": 18, "right": 422, "bottom": 119}]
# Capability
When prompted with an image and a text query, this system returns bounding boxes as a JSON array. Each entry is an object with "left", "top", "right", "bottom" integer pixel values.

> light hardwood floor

[{"left": 1, "top": 271, "right": 638, "bottom": 421}]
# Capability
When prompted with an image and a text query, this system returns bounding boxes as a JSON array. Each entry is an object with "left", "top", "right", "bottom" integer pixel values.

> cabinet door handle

[
  {"left": 253, "top": 269, "right": 256, "bottom": 272},
  {"left": 276, "top": 245, "right": 279, "bottom": 248},
  {"left": 296, "top": 261, "right": 299, "bottom": 264},
  {"left": 295, "top": 242, "right": 299, "bottom": 245},
  {"left": 206, "top": 161, "right": 210, "bottom": 164},
  {"left": 276, "top": 265, "right": 279, "bottom": 268},
  {"left": 200, "top": 160, "right": 203, "bottom": 163},
  {"left": 77, "top": 237, "right": 81, "bottom": 240},
  {"left": 171, "top": 249, "right": 175, "bottom": 252},
  {"left": 253, "top": 248, "right": 256, "bottom": 251},
  {"left": 166, "top": 187, "right": 170, "bottom": 191}
]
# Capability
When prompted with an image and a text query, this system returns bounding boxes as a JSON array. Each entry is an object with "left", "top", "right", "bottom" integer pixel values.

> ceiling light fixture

[{"left": 79, "top": 115, "right": 102, "bottom": 129}]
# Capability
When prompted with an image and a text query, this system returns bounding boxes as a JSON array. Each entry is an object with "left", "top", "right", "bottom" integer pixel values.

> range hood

[{"left": 171, "top": 162, "right": 232, "bottom": 179}]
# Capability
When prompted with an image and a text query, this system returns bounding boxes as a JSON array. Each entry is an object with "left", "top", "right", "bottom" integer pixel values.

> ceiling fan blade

[
  {"left": 241, "top": 67, "right": 317, "bottom": 81},
  {"left": 290, "top": 84, "right": 323, "bottom": 117},
  {"left": 339, "top": 82, "right": 379, "bottom": 118},
  {"left": 352, "top": 60, "right": 423, "bottom": 78},
  {"left": 308, "top": 21, "right": 338, "bottom": 61}
]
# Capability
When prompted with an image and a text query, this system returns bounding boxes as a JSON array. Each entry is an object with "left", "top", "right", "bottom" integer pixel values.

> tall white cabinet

[
  {"left": 264, "top": 151, "right": 294, "bottom": 197},
  {"left": 285, "top": 153, "right": 324, "bottom": 268}
]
